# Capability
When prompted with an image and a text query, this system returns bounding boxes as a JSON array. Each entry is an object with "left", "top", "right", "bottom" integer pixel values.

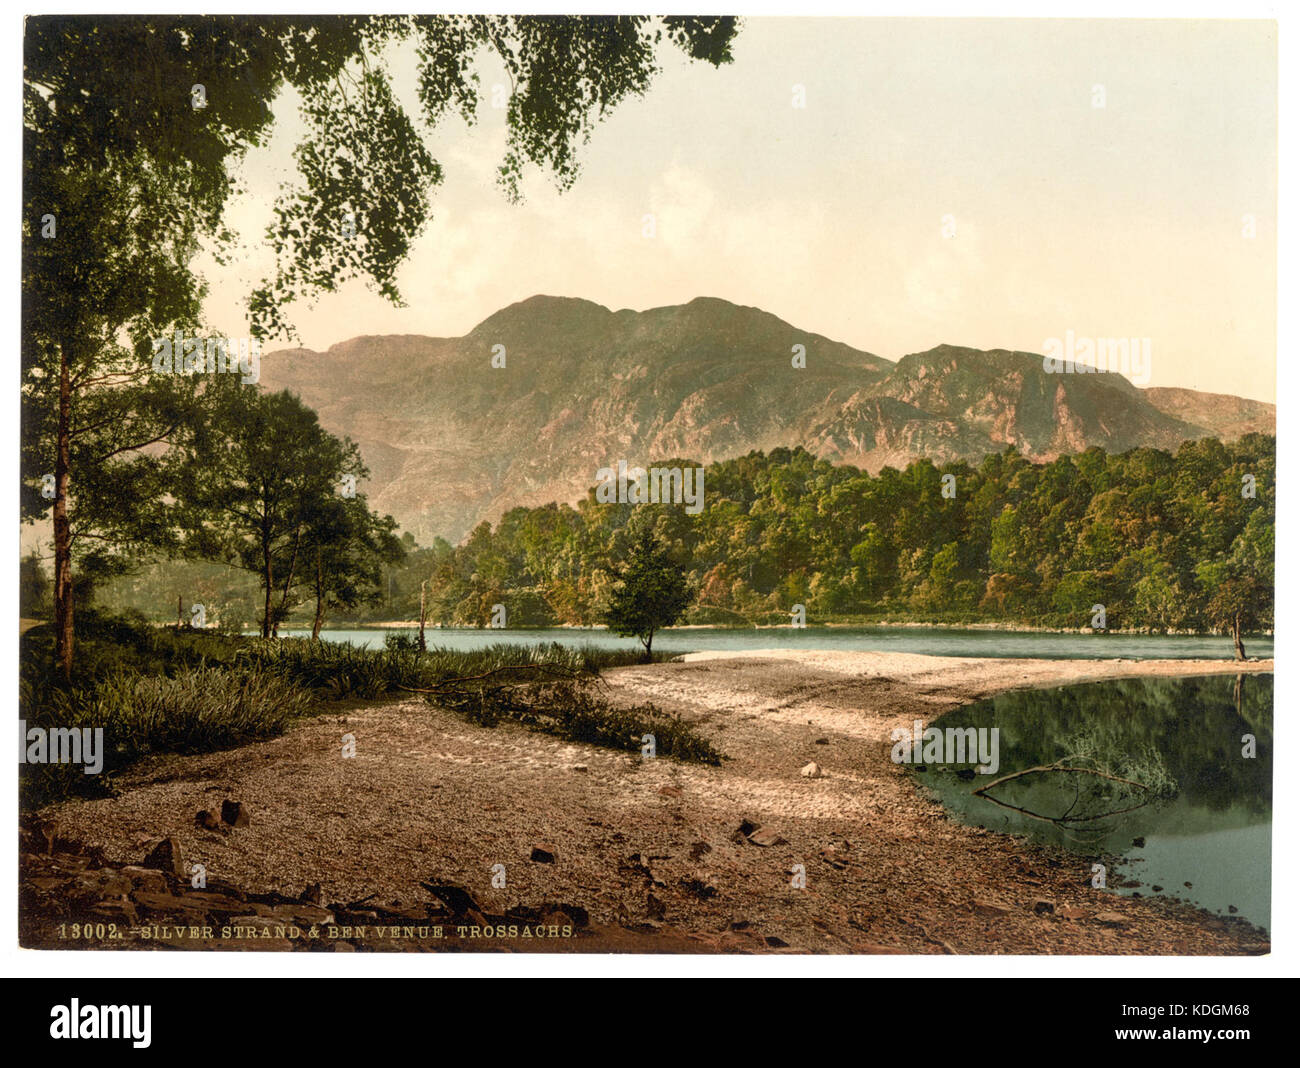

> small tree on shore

[
  {"left": 302, "top": 492, "right": 404, "bottom": 640},
  {"left": 1204, "top": 574, "right": 1269, "bottom": 660},
  {"left": 603, "top": 528, "right": 692, "bottom": 662},
  {"left": 1197, "top": 512, "right": 1273, "bottom": 661}
]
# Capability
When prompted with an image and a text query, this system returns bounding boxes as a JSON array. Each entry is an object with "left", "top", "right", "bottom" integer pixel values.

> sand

[{"left": 36, "top": 651, "right": 1273, "bottom": 954}]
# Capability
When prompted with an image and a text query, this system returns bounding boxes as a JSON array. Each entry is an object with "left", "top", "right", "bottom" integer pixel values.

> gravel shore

[{"left": 35, "top": 651, "right": 1273, "bottom": 954}]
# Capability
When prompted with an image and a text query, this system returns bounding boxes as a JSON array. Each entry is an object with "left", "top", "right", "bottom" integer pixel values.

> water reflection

[{"left": 913, "top": 674, "right": 1272, "bottom": 931}]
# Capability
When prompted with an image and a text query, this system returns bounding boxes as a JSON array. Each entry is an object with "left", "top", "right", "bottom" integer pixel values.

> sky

[{"left": 200, "top": 17, "right": 1278, "bottom": 402}]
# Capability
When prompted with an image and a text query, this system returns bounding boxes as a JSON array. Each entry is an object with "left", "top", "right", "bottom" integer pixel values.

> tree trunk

[
  {"left": 642, "top": 630, "right": 654, "bottom": 663},
  {"left": 261, "top": 541, "right": 274, "bottom": 639},
  {"left": 53, "top": 341, "right": 74, "bottom": 682},
  {"left": 418, "top": 581, "right": 428, "bottom": 653},
  {"left": 176, "top": 594, "right": 184, "bottom": 631},
  {"left": 1232, "top": 615, "right": 1247, "bottom": 661},
  {"left": 311, "top": 553, "right": 325, "bottom": 640},
  {"left": 273, "top": 524, "right": 302, "bottom": 638}
]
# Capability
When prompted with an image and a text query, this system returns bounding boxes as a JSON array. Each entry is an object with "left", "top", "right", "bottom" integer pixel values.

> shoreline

[
  {"left": 24, "top": 651, "right": 1272, "bottom": 954},
  {"left": 258, "top": 619, "right": 1272, "bottom": 640}
]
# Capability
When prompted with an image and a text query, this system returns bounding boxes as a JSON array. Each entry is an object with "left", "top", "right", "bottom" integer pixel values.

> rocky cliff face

[{"left": 258, "top": 296, "right": 1275, "bottom": 542}]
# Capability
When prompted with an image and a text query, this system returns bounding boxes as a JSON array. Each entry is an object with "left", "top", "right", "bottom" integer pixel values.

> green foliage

[
  {"left": 93, "top": 435, "right": 1275, "bottom": 656},
  {"left": 602, "top": 527, "right": 694, "bottom": 658},
  {"left": 95, "top": 557, "right": 265, "bottom": 632},
  {"left": 237, "top": 636, "right": 671, "bottom": 698},
  {"left": 237, "top": 636, "right": 427, "bottom": 699},
  {"left": 21, "top": 665, "right": 310, "bottom": 806},
  {"left": 20, "top": 611, "right": 300, "bottom": 804},
  {"left": 179, "top": 384, "right": 403, "bottom": 638},
  {"left": 466, "top": 680, "right": 722, "bottom": 765},
  {"left": 301, "top": 491, "right": 405, "bottom": 634},
  {"left": 374, "top": 436, "right": 1273, "bottom": 640},
  {"left": 20, "top": 553, "right": 52, "bottom": 617},
  {"left": 247, "top": 15, "right": 738, "bottom": 335},
  {"left": 20, "top": 608, "right": 243, "bottom": 687}
]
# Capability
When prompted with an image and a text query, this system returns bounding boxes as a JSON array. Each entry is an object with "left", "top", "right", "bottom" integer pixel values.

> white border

[{"left": 4, "top": 1, "right": 1291, "bottom": 980}]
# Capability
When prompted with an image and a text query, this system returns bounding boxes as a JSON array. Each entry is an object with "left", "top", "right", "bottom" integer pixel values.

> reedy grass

[
  {"left": 20, "top": 666, "right": 311, "bottom": 806},
  {"left": 235, "top": 638, "right": 719, "bottom": 762},
  {"left": 21, "top": 619, "right": 717, "bottom": 809},
  {"left": 236, "top": 637, "right": 672, "bottom": 698}
]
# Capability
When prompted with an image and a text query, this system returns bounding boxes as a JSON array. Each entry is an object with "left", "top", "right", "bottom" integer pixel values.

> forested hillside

[{"left": 91, "top": 435, "right": 1273, "bottom": 636}]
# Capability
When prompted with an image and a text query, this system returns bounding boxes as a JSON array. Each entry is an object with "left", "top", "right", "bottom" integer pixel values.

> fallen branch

[{"left": 972, "top": 763, "right": 1154, "bottom": 825}]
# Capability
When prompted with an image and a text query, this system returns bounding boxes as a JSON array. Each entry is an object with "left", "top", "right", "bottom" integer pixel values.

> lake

[
  {"left": 910, "top": 673, "right": 1272, "bottom": 932},
  {"left": 277, "top": 625, "right": 1273, "bottom": 661}
]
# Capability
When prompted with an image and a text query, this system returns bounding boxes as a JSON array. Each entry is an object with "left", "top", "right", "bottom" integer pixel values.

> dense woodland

[{"left": 72, "top": 434, "right": 1273, "bottom": 639}]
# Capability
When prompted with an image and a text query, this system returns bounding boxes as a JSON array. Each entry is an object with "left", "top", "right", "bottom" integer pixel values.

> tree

[
  {"left": 23, "top": 14, "right": 740, "bottom": 677},
  {"left": 1197, "top": 511, "right": 1273, "bottom": 660},
  {"left": 182, "top": 385, "right": 375, "bottom": 638},
  {"left": 301, "top": 493, "right": 405, "bottom": 639},
  {"left": 1204, "top": 576, "right": 1265, "bottom": 660},
  {"left": 21, "top": 142, "right": 216, "bottom": 677},
  {"left": 603, "top": 528, "right": 693, "bottom": 661},
  {"left": 19, "top": 554, "right": 52, "bottom": 619}
]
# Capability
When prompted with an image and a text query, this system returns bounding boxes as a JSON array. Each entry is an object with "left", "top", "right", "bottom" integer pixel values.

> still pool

[{"left": 910, "top": 674, "right": 1272, "bottom": 933}]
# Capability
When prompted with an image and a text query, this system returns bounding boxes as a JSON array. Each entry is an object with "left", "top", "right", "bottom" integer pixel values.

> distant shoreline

[{"left": 269, "top": 619, "right": 1273, "bottom": 640}]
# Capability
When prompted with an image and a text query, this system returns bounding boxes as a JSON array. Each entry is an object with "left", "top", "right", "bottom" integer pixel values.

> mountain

[
  {"left": 806, "top": 345, "right": 1259, "bottom": 472},
  {"left": 1143, "top": 386, "right": 1276, "bottom": 441},
  {"left": 258, "top": 296, "right": 1275, "bottom": 542}
]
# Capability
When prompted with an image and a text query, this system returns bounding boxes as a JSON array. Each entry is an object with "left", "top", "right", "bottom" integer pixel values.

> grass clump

[
  {"left": 241, "top": 637, "right": 720, "bottom": 763},
  {"left": 237, "top": 637, "right": 676, "bottom": 700},
  {"left": 20, "top": 614, "right": 718, "bottom": 810},
  {"left": 20, "top": 666, "right": 310, "bottom": 806},
  {"left": 441, "top": 680, "right": 721, "bottom": 765}
]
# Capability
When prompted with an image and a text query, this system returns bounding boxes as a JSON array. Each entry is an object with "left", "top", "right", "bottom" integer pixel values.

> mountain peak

[
  {"left": 256, "top": 296, "right": 1273, "bottom": 543},
  {"left": 467, "top": 294, "right": 614, "bottom": 339}
]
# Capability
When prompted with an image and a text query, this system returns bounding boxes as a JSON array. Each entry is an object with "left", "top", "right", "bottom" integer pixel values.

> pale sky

[{"left": 200, "top": 17, "right": 1278, "bottom": 402}]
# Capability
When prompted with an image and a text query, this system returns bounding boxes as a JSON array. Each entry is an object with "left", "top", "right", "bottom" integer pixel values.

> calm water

[
  {"left": 911, "top": 674, "right": 1273, "bottom": 932},
  {"left": 276, "top": 625, "right": 1272, "bottom": 661}
]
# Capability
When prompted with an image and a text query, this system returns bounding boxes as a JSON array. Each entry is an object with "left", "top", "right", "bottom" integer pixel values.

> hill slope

[{"left": 259, "top": 296, "right": 1274, "bottom": 541}]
